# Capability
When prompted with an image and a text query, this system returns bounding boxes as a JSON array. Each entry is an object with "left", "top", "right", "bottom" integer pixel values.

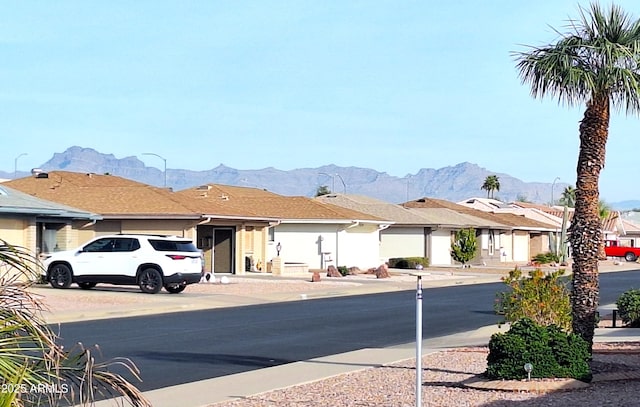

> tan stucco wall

[
  {"left": 0, "top": 218, "right": 27, "bottom": 246},
  {"left": 120, "top": 219, "right": 198, "bottom": 239}
]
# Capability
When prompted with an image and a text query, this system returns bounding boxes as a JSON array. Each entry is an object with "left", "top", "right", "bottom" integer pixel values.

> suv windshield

[{"left": 148, "top": 239, "right": 199, "bottom": 252}]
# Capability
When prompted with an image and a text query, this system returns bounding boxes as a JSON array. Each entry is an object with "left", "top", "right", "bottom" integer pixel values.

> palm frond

[
  {"left": 53, "top": 343, "right": 151, "bottom": 407},
  {"left": 0, "top": 241, "right": 150, "bottom": 407},
  {"left": 514, "top": 3, "right": 640, "bottom": 114}
]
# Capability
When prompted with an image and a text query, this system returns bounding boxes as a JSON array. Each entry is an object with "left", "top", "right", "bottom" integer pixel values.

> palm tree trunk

[{"left": 569, "top": 93, "right": 609, "bottom": 352}]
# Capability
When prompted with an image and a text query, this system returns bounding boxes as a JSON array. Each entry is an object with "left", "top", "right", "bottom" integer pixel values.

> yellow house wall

[
  {"left": 0, "top": 218, "right": 28, "bottom": 246},
  {"left": 120, "top": 219, "right": 198, "bottom": 239},
  {"left": 0, "top": 217, "right": 38, "bottom": 282}
]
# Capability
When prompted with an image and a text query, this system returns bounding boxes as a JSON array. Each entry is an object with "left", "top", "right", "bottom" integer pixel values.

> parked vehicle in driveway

[
  {"left": 605, "top": 240, "right": 640, "bottom": 262},
  {"left": 41, "top": 234, "right": 203, "bottom": 293}
]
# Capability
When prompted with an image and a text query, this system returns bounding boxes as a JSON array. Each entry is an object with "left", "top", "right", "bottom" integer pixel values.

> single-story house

[
  {"left": 6, "top": 171, "right": 394, "bottom": 275},
  {"left": 0, "top": 184, "right": 100, "bottom": 275},
  {"left": 175, "top": 186, "right": 393, "bottom": 272},
  {"left": 403, "top": 198, "right": 557, "bottom": 264},
  {"left": 315, "top": 193, "right": 486, "bottom": 266},
  {"left": 3, "top": 170, "right": 203, "bottom": 249}
]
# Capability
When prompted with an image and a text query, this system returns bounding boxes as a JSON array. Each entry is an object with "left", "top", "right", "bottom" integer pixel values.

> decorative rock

[
  {"left": 375, "top": 263, "right": 390, "bottom": 279},
  {"left": 326, "top": 265, "right": 342, "bottom": 277},
  {"left": 311, "top": 271, "right": 321, "bottom": 282},
  {"left": 348, "top": 266, "right": 361, "bottom": 275}
]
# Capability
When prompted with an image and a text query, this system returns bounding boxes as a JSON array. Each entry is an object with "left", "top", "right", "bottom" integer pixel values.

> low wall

[{"left": 272, "top": 260, "right": 309, "bottom": 275}]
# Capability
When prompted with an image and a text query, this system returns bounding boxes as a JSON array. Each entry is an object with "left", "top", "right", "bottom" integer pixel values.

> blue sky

[{"left": 2, "top": 1, "right": 640, "bottom": 202}]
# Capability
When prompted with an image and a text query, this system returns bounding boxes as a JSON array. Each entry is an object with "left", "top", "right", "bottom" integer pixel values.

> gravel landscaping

[{"left": 210, "top": 344, "right": 640, "bottom": 407}]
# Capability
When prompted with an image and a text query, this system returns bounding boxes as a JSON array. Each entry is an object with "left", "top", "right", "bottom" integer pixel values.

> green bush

[
  {"left": 451, "top": 228, "right": 477, "bottom": 266},
  {"left": 486, "top": 318, "right": 591, "bottom": 382},
  {"left": 337, "top": 266, "right": 349, "bottom": 276},
  {"left": 494, "top": 268, "right": 571, "bottom": 331},
  {"left": 616, "top": 289, "right": 640, "bottom": 327},
  {"left": 532, "top": 252, "right": 560, "bottom": 264},
  {"left": 387, "top": 257, "right": 429, "bottom": 269}
]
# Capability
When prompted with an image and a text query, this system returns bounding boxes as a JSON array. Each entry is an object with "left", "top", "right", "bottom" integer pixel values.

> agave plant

[{"left": 0, "top": 239, "right": 150, "bottom": 407}]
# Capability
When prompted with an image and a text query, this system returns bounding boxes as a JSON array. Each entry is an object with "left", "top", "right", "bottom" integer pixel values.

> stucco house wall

[
  {"left": 429, "top": 228, "right": 454, "bottom": 266},
  {"left": 512, "top": 230, "right": 531, "bottom": 262},
  {"left": 273, "top": 223, "right": 381, "bottom": 270},
  {"left": 0, "top": 218, "right": 28, "bottom": 246},
  {"left": 380, "top": 227, "right": 426, "bottom": 260}
]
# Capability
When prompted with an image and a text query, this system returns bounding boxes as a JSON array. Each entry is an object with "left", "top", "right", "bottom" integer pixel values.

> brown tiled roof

[
  {"left": 403, "top": 197, "right": 556, "bottom": 230},
  {"left": 176, "top": 185, "right": 388, "bottom": 222},
  {"left": 4, "top": 171, "right": 199, "bottom": 218},
  {"left": 315, "top": 194, "right": 434, "bottom": 225},
  {"left": 315, "top": 194, "right": 493, "bottom": 227}
]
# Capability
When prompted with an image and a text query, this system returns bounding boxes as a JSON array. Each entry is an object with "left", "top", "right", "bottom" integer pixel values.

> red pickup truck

[{"left": 605, "top": 240, "right": 640, "bottom": 262}]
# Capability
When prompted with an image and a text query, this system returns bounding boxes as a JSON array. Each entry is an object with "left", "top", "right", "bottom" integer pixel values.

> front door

[{"left": 213, "top": 228, "right": 234, "bottom": 274}]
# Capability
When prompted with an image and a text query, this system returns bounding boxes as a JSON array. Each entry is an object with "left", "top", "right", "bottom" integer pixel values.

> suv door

[
  {"left": 73, "top": 237, "right": 117, "bottom": 276},
  {"left": 108, "top": 237, "right": 141, "bottom": 277}
]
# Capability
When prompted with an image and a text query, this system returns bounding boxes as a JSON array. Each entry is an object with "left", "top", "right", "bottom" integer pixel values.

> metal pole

[
  {"left": 335, "top": 173, "right": 346, "bottom": 194},
  {"left": 411, "top": 272, "right": 425, "bottom": 407},
  {"left": 143, "top": 152, "right": 167, "bottom": 188},
  {"left": 551, "top": 177, "right": 560, "bottom": 206},
  {"left": 14, "top": 153, "right": 27, "bottom": 178},
  {"left": 319, "top": 172, "right": 334, "bottom": 193}
]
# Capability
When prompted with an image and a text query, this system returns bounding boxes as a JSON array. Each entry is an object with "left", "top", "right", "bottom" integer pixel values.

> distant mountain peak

[{"left": 3, "top": 146, "right": 575, "bottom": 207}]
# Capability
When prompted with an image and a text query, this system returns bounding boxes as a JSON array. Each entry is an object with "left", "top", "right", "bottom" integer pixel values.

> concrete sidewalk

[{"left": 89, "top": 324, "right": 640, "bottom": 407}]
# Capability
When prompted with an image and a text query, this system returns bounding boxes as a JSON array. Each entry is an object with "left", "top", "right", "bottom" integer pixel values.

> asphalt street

[{"left": 55, "top": 282, "right": 504, "bottom": 391}]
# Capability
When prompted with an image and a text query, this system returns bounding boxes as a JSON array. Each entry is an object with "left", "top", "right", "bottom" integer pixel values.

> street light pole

[
  {"left": 319, "top": 172, "right": 335, "bottom": 192},
  {"left": 335, "top": 174, "right": 346, "bottom": 194},
  {"left": 143, "top": 153, "right": 167, "bottom": 188},
  {"left": 14, "top": 153, "right": 27, "bottom": 179},
  {"left": 551, "top": 177, "right": 560, "bottom": 206}
]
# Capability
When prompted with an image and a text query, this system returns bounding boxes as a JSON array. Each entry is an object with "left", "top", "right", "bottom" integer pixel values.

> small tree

[
  {"left": 315, "top": 185, "right": 331, "bottom": 197},
  {"left": 495, "top": 267, "right": 572, "bottom": 331},
  {"left": 451, "top": 228, "right": 477, "bottom": 267}
]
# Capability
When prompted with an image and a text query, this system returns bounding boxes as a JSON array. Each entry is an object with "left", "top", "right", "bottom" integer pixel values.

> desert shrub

[
  {"left": 532, "top": 252, "right": 560, "bottom": 264},
  {"left": 616, "top": 289, "right": 640, "bottom": 327},
  {"left": 486, "top": 318, "right": 591, "bottom": 382},
  {"left": 337, "top": 266, "right": 349, "bottom": 276},
  {"left": 494, "top": 268, "right": 571, "bottom": 331},
  {"left": 387, "top": 257, "right": 429, "bottom": 269},
  {"left": 451, "top": 228, "right": 477, "bottom": 266}
]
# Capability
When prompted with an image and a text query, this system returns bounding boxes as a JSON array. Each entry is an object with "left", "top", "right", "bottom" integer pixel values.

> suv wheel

[
  {"left": 49, "top": 264, "right": 73, "bottom": 289},
  {"left": 165, "top": 284, "right": 186, "bottom": 294},
  {"left": 139, "top": 268, "right": 163, "bottom": 294}
]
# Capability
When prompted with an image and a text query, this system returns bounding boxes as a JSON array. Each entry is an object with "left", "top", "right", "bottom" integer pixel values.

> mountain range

[{"left": 3, "top": 146, "right": 639, "bottom": 210}]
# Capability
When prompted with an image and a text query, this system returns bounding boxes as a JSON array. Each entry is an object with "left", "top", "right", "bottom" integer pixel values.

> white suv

[{"left": 41, "top": 234, "right": 203, "bottom": 294}]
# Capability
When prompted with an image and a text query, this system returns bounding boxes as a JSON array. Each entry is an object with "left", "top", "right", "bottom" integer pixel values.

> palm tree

[
  {"left": 481, "top": 175, "right": 500, "bottom": 199},
  {"left": 0, "top": 239, "right": 150, "bottom": 406},
  {"left": 515, "top": 3, "right": 640, "bottom": 350},
  {"left": 559, "top": 185, "right": 576, "bottom": 208}
]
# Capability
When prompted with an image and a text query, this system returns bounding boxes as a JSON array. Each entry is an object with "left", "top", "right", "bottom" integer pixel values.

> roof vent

[
  {"left": 220, "top": 194, "right": 229, "bottom": 201},
  {"left": 196, "top": 185, "right": 212, "bottom": 191},
  {"left": 31, "top": 168, "right": 48, "bottom": 178}
]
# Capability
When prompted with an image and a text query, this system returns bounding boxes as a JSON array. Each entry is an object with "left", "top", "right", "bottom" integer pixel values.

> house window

[
  {"left": 39, "top": 223, "right": 65, "bottom": 253},
  {"left": 268, "top": 227, "right": 275, "bottom": 242}
]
